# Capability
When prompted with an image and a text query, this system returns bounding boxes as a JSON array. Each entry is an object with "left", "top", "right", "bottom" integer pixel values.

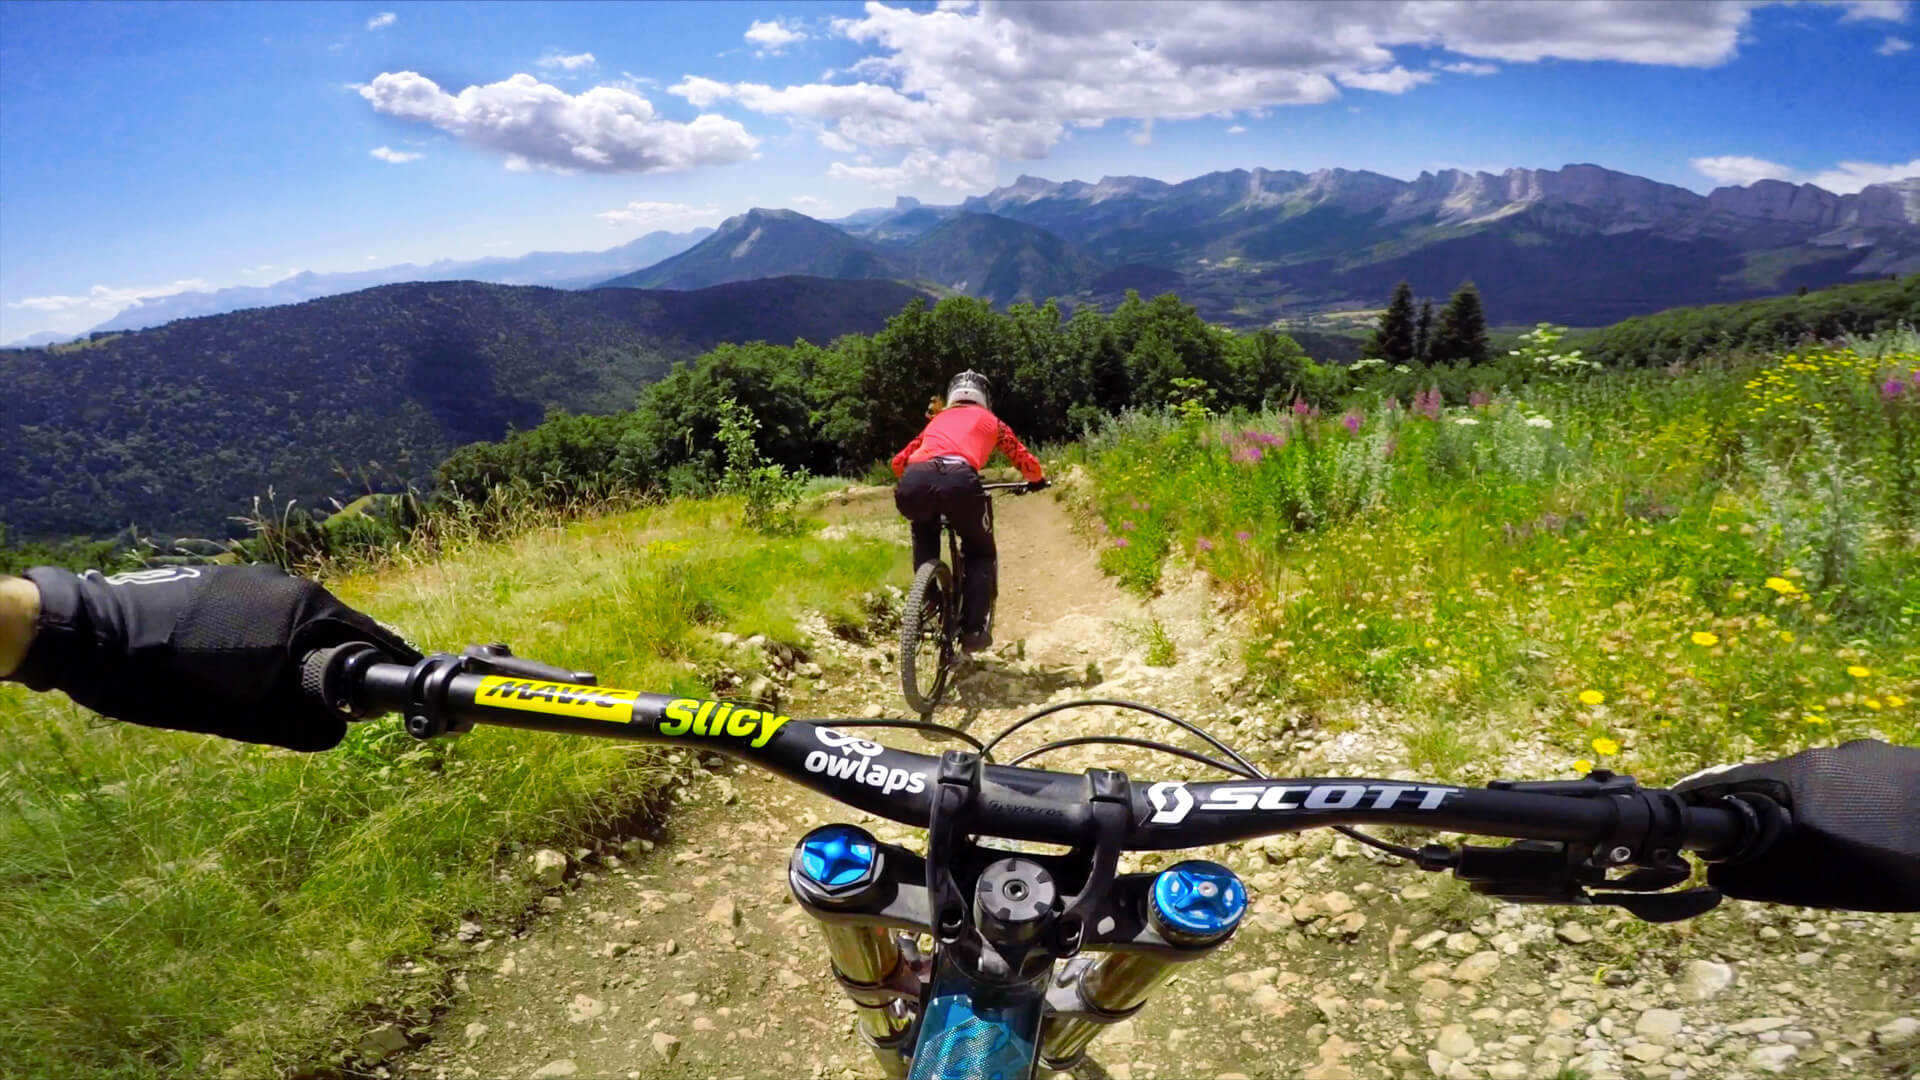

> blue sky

[{"left": 2, "top": 0, "right": 1915, "bottom": 342}]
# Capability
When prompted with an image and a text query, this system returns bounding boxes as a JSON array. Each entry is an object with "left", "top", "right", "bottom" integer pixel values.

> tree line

[{"left": 1362, "top": 280, "right": 1490, "bottom": 367}]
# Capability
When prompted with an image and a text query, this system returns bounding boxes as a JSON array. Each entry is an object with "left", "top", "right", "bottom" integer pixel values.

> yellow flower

[
  {"left": 1888, "top": 695, "right": 1908, "bottom": 708},
  {"left": 1690, "top": 631, "right": 1719, "bottom": 647},
  {"left": 1803, "top": 714, "right": 1829, "bottom": 725},
  {"left": 1866, "top": 699, "right": 1883, "bottom": 710},
  {"left": 1764, "top": 577, "right": 1800, "bottom": 595},
  {"left": 1573, "top": 759, "right": 1594, "bottom": 774},
  {"left": 1591, "top": 736, "right": 1620, "bottom": 756},
  {"left": 1579, "top": 689, "right": 1606, "bottom": 706},
  {"left": 1847, "top": 665, "right": 1871, "bottom": 678},
  {"left": 1777, "top": 631, "right": 1795, "bottom": 644}
]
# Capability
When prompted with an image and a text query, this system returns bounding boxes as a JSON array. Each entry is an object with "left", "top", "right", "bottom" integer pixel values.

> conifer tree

[
  {"left": 1429, "top": 282, "right": 1489, "bottom": 365},
  {"left": 1363, "top": 281, "right": 1417, "bottom": 363},
  {"left": 1413, "top": 299, "right": 1434, "bottom": 364}
]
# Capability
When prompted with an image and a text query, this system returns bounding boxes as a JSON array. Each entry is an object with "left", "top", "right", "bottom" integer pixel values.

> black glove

[
  {"left": 12, "top": 565, "right": 420, "bottom": 751},
  {"left": 1675, "top": 739, "right": 1920, "bottom": 911},
  {"left": 1024, "top": 479, "right": 1050, "bottom": 493}
]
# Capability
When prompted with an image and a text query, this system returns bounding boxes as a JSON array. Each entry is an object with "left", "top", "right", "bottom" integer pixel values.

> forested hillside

[
  {"left": 1580, "top": 275, "right": 1919, "bottom": 366},
  {"left": 0, "top": 276, "right": 926, "bottom": 539}
]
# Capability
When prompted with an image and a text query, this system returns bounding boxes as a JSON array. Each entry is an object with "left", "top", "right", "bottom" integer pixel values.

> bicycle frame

[{"left": 302, "top": 644, "right": 1772, "bottom": 1080}]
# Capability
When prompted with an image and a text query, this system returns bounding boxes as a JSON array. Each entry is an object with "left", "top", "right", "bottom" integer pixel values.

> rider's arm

[
  {"left": 995, "top": 423, "right": 1046, "bottom": 484},
  {"left": 6, "top": 565, "right": 418, "bottom": 750},
  {"left": 891, "top": 433, "right": 924, "bottom": 478},
  {"left": 0, "top": 575, "right": 39, "bottom": 678}
]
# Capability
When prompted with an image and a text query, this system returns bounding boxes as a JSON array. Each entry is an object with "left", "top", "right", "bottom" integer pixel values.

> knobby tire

[{"left": 900, "top": 560, "right": 954, "bottom": 716}]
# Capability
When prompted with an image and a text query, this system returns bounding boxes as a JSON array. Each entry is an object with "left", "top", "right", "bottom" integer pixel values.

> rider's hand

[
  {"left": 1675, "top": 739, "right": 1920, "bottom": 911},
  {"left": 1025, "top": 479, "right": 1050, "bottom": 494},
  {"left": 12, "top": 565, "right": 420, "bottom": 751}
]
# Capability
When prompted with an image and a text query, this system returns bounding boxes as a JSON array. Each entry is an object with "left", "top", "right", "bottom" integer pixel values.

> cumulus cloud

[
  {"left": 367, "top": 12, "right": 396, "bottom": 30},
  {"left": 668, "top": 1, "right": 1801, "bottom": 192},
  {"left": 1836, "top": 0, "right": 1909, "bottom": 22},
  {"left": 1879, "top": 34, "right": 1913, "bottom": 52},
  {"left": 538, "top": 51, "right": 597, "bottom": 71},
  {"left": 745, "top": 19, "right": 808, "bottom": 55},
  {"left": 828, "top": 147, "right": 997, "bottom": 190},
  {"left": 789, "top": 194, "right": 829, "bottom": 211},
  {"left": 360, "top": 71, "right": 759, "bottom": 173},
  {"left": 1226, "top": 124, "right": 1248, "bottom": 134},
  {"left": 596, "top": 201, "right": 724, "bottom": 228},
  {"left": 1691, "top": 154, "right": 1920, "bottom": 193},
  {"left": 370, "top": 145, "right": 424, "bottom": 163}
]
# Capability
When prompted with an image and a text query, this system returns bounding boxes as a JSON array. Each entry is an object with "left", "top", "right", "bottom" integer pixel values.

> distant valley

[{"left": 1, "top": 276, "right": 925, "bottom": 539}]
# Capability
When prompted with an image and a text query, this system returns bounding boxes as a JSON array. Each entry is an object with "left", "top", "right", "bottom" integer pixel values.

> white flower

[
  {"left": 1525, "top": 415, "right": 1554, "bottom": 428},
  {"left": 1392, "top": 364, "right": 1411, "bottom": 373},
  {"left": 1452, "top": 416, "right": 1480, "bottom": 426}
]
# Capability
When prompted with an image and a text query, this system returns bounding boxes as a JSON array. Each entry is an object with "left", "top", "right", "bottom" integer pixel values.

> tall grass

[
  {"left": 1077, "top": 338, "right": 1920, "bottom": 778},
  {"left": 0, "top": 496, "right": 906, "bottom": 1079}
]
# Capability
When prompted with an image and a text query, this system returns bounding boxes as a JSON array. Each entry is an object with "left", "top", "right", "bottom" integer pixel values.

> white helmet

[{"left": 946, "top": 370, "right": 992, "bottom": 409}]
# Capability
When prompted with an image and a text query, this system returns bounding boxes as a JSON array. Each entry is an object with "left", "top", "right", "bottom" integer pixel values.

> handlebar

[{"left": 305, "top": 647, "right": 1776, "bottom": 877}]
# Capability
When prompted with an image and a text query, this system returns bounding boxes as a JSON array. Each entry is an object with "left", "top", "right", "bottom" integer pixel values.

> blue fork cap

[
  {"left": 1151, "top": 860, "right": 1247, "bottom": 942},
  {"left": 798, "top": 824, "right": 879, "bottom": 889}
]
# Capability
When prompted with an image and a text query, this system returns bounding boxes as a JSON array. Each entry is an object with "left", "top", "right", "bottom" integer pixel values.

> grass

[
  {"left": 0, "top": 495, "right": 907, "bottom": 1079},
  {"left": 1076, "top": 336, "right": 1920, "bottom": 781}
]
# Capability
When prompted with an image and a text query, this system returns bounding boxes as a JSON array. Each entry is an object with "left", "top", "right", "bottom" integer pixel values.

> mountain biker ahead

[{"left": 890, "top": 371, "right": 1047, "bottom": 653}]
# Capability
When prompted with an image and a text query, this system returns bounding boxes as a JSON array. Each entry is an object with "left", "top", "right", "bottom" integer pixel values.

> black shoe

[{"left": 961, "top": 630, "right": 993, "bottom": 653}]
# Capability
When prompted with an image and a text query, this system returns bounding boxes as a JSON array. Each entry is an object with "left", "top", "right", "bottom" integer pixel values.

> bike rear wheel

[{"left": 900, "top": 560, "right": 955, "bottom": 715}]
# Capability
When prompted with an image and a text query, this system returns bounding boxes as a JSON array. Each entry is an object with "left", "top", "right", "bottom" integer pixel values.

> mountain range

[
  {"left": 1, "top": 276, "right": 925, "bottom": 539},
  {"left": 8, "top": 228, "right": 713, "bottom": 345},
  {"left": 591, "top": 164, "right": 1920, "bottom": 326}
]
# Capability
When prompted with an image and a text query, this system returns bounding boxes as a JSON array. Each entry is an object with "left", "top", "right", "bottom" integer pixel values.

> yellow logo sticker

[
  {"left": 659, "top": 698, "right": 790, "bottom": 748},
  {"left": 474, "top": 676, "right": 641, "bottom": 721}
]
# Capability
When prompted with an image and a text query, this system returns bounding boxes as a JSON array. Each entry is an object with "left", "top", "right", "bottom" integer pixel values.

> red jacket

[{"left": 891, "top": 405, "right": 1045, "bottom": 482}]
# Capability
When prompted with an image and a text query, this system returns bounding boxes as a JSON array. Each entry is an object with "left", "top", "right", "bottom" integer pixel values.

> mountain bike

[
  {"left": 898, "top": 480, "right": 1038, "bottom": 716},
  {"left": 302, "top": 642, "right": 1785, "bottom": 1080}
]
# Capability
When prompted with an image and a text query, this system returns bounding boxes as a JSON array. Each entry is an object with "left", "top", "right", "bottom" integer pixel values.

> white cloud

[
  {"left": 1226, "top": 124, "right": 1248, "bottom": 134},
  {"left": 596, "top": 201, "right": 724, "bottom": 228},
  {"left": 367, "top": 12, "right": 396, "bottom": 31},
  {"left": 669, "top": 0, "right": 1784, "bottom": 192},
  {"left": 1337, "top": 67, "right": 1433, "bottom": 93},
  {"left": 1691, "top": 154, "right": 1920, "bottom": 193},
  {"left": 789, "top": 194, "right": 829, "bottom": 211},
  {"left": 1129, "top": 118, "right": 1154, "bottom": 146},
  {"left": 1879, "top": 34, "right": 1913, "bottom": 52},
  {"left": 1837, "top": 0, "right": 1909, "bottom": 22},
  {"left": 1437, "top": 60, "right": 1500, "bottom": 75},
  {"left": 829, "top": 147, "right": 997, "bottom": 190},
  {"left": 5, "top": 278, "right": 213, "bottom": 338},
  {"left": 745, "top": 19, "right": 808, "bottom": 55},
  {"left": 538, "top": 51, "right": 597, "bottom": 71},
  {"left": 370, "top": 145, "right": 424, "bottom": 163},
  {"left": 360, "top": 71, "right": 759, "bottom": 173}
]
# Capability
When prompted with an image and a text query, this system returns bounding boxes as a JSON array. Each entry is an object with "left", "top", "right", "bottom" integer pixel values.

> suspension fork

[{"left": 789, "top": 825, "right": 918, "bottom": 1076}]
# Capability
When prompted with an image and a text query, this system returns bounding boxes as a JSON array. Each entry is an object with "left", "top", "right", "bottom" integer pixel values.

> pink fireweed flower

[
  {"left": 1414, "top": 387, "right": 1443, "bottom": 419},
  {"left": 1196, "top": 537, "right": 1214, "bottom": 552},
  {"left": 1469, "top": 390, "right": 1491, "bottom": 408},
  {"left": 1341, "top": 410, "right": 1363, "bottom": 434},
  {"left": 1884, "top": 378, "right": 1908, "bottom": 400},
  {"left": 1232, "top": 446, "right": 1264, "bottom": 464},
  {"left": 1292, "top": 397, "right": 1311, "bottom": 416}
]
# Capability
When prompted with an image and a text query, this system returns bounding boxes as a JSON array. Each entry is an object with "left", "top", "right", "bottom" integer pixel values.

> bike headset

[{"left": 946, "top": 371, "right": 991, "bottom": 409}]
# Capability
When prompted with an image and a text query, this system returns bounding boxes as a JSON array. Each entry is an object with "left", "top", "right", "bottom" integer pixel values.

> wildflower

[
  {"left": 1469, "top": 390, "right": 1492, "bottom": 408},
  {"left": 1591, "top": 736, "right": 1620, "bottom": 756},
  {"left": 1884, "top": 378, "right": 1908, "bottom": 400},
  {"left": 1803, "top": 714, "right": 1829, "bottom": 725},
  {"left": 1292, "top": 397, "right": 1311, "bottom": 417},
  {"left": 1341, "top": 410, "right": 1363, "bottom": 434},
  {"left": 1887, "top": 695, "right": 1907, "bottom": 708},
  {"left": 1235, "top": 530, "right": 1252, "bottom": 544},
  {"left": 1847, "top": 665, "right": 1871, "bottom": 678},
  {"left": 1777, "top": 630, "right": 1795, "bottom": 643},
  {"left": 1690, "top": 631, "right": 1719, "bottom": 647},
  {"left": 1578, "top": 689, "right": 1606, "bottom": 706},
  {"left": 1097, "top": 520, "right": 1110, "bottom": 533},
  {"left": 1866, "top": 699, "right": 1883, "bottom": 710},
  {"left": 1196, "top": 537, "right": 1214, "bottom": 552},
  {"left": 1121, "top": 520, "right": 1137, "bottom": 531},
  {"left": 1525, "top": 415, "right": 1554, "bottom": 429},
  {"left": 1452, "top": 416, "right": 1480, "bottom": 426},
  {"left": 1232, "top": 446, "right": 1264, "bottom": 465},
  {"left": 1113, "top": 538, "right": 1130, "bottom": 548},
  {"left": 1573, "top": 758, "right": 1594, "bottom": 774},
  {"left": 1763, "top": 577, "right": 1800, "bottom": 595}
]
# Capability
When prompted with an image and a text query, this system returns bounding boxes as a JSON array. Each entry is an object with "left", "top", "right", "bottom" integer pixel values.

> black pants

[{"left": 895, "top": 460, "right": 996, "bottom": 634}]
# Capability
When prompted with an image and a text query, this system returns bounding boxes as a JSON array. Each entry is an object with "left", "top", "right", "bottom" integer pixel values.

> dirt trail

[{"left": 397, "top": 486, "right": 1919, "bottom": 1080}]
